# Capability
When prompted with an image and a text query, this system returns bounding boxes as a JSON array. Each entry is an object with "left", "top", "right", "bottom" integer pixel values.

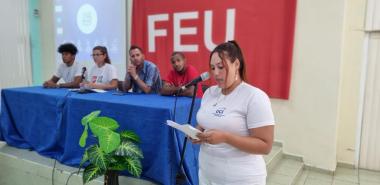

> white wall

[
  {"left": 272, "top": 0, "right": 346, "bottom": 170},
  {"left": 39, "top": 0, "right": 55, "bottom": 82}
]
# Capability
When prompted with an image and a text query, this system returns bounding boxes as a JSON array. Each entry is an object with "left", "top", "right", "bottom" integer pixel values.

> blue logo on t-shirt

[{"left": 213, "top": 107, "right": 226, "bottom": 117}]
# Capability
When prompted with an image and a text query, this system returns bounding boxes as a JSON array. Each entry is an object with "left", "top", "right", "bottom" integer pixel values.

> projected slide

[{"left": 54, "top": 0, "right": 126, "bottom": 77}]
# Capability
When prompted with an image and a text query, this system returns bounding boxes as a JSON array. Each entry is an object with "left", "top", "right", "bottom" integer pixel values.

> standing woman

[
  {"left": 194, "top": 41, "right": 275, "bottom": 185},
  {"left": 82, "top": 46, "right": 118, "bottom": 90}
]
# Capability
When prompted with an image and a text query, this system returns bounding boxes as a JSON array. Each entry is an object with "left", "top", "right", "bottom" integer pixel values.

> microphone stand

[{"left": 176, "top": 83, "right": 198, "bottom": 185}]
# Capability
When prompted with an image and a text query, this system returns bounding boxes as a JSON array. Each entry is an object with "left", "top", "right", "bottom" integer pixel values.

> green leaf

[
  {"left": 108, "top": 156, "right": 126, "bottom": 170},
  {"left": 98, "top": 130, "right": 120, "bottom": 154},
  {"left": 115, "top": 141, "right": 143, "bottom": 159},
  {"left": 81, "top": 110, "right": 101, "bottom": 126},
  {"left": 83, "top": 164, "right": 104, "bottom": 184},
  {"left": 125, "top": 157, "right": 142, "bottom": 177},
  {"left": 108, "top": 156, "right": 119, "bottom": 164},
  {"left": 79, "top": 124, "right": 88, "bottom": 147},
  {"left": 89, "top": 118, "right": 118, "bottom": 138},
  {"left": 87, "top": 145, "right": 108, "bottom": 170},
  {"left": 91, "top": 117, "right": 119, "bottom": 131},
  {"left": 109, "top": 161, "right": 129, "bottom": 171},
  {"left": 120, "top": 130, "right": 140, "bottom": 143},
  {"left": 79, "top": 149, "right": 89, "bottom": 169}
]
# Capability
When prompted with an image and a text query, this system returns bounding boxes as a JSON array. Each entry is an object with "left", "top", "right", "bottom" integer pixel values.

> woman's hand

[
  {"left": 197, "top": 129, "right": 229, "bottom": 145},
  {"left": 79, "top": 82, "right": 87, "bottom": 87},
  {"left": 86, "top": 82, "right": 96, "bottom": 88},
  {"left": 189, "top": 124, "right": 206, "bottom": 144},
  {"left": 80, "top": 81, "right": 95, "bottom": 89},
  {"left": 189, "top": 137, "right": 203, "bottom": 144}
]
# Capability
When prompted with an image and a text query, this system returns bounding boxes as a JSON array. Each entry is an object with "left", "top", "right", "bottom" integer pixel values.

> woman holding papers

[
  {"left": 81, "top": 46, "right": 118, "bottom": 90},
  {"left": 193, "top": 41, "right": 275, "bottom": 185}
]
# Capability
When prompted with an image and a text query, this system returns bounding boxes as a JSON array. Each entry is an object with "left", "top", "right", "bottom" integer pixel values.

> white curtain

[
  {"left": 365, "top": 0, "right": 380, "bottom": 31},
  {"left": 359, "top": 32, "right": 380, "bottom": 170},
  {"left": 0, "top": 0, "right": 32, "bottom": 90},
  {"left": 358, "top": 0, "right": 380, "bottom": 171}
]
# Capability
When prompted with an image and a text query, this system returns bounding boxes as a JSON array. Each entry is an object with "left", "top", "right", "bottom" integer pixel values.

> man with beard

[{"left": 123, "top": 45, "right": 162, "bottom": 93}]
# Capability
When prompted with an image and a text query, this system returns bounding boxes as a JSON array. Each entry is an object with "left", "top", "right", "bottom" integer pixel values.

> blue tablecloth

[{"left": 0, "top": 86, "right": 200, "bottom": 185}]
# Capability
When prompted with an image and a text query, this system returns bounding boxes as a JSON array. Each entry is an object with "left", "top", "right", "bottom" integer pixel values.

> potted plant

[{"left": 79, "top": 110, "right": 143, "bottom": 185}]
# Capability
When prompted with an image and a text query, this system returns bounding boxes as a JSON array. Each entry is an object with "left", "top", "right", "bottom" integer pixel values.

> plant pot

[{"left": 104, "top": 170, "right": 119, "bottom": 185}]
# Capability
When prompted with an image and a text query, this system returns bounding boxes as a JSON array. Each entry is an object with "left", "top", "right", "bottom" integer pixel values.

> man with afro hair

[{"left": 43, "top": 43, "right": 83, "bottom": 88}]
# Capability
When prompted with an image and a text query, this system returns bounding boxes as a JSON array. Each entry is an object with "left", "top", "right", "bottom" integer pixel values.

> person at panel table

[
  {"left": 122, "top": 45, "right": 162, "bottom": 93},
  {"left": 43, "top": 43, "right": 82, "bottom": 88},
  {"left": 160, "top": 51, "right": 203, "bottom": 98},
  {"left": 80, "top": 46, "right": 118, "bottom": 90},
  {"left": 192, "top": 40, "right": 275, "bottom": 185}
]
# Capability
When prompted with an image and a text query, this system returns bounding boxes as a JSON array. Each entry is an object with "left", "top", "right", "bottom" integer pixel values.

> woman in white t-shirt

[
  {"left": 82, "top": 46, "right": 118, "bottom": 90},
  {"left": 193, "top": 41, "right": 275, "bottom": 185}
]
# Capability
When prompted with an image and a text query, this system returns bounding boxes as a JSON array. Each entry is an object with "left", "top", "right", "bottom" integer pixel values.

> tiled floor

[
  {"left": 0, "top": 142, "right": 156, "bottom": 185},
  {"left": 2, "top": 140, "right": 379, "bottom": 185},
  {"left": 267, "top": 158, "right": 304, "bottom": 185},
  {"left": 295, "top": 167, "right": 380, "bottom": 185}
]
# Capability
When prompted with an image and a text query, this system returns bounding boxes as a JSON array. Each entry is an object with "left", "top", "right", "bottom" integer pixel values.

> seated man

[
  {"left": 123, "top": 45, "right": 162, "bottom": 93},
  {"left": 43, "top": 43, "right": 82, "bottom": 88},
  {"left": 160, "top": 52, "right": 203, "bottom": 98}
]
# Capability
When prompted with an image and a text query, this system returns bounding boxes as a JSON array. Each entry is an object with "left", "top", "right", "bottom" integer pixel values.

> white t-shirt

[
  {"left": 196, "top": 82, "right": 275, "bottom": 180},
  {"left": 55, "top": 62, "right": 82, "bottom": 83},
  {"left": 88, "top": 63, "right": 117, "bottom": 84}
]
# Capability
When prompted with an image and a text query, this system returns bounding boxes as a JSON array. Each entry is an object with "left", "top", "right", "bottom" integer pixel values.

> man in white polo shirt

[{"left": 43, "top": 43, "right": 83, "bottom": 88}]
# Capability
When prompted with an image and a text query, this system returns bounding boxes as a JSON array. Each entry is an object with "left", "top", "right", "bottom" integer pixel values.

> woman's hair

[
  {"left": 209, "top": 40, "right": 246, "bottom": 81},
  {"left": 58, "top": 43, "right": 78, "bottom": 55},
  {"left": 93, "top": 46, "right": 111, "bottom": 64}
]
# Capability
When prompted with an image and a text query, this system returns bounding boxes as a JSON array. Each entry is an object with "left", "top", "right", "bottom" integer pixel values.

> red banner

[{"left": 132, "top": 0, "right": 296, "bottom": 99}]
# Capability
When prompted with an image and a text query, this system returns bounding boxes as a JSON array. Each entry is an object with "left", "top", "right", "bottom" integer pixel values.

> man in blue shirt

[{"left": 123, "top": 45, "right": 162, "bottom": 93}]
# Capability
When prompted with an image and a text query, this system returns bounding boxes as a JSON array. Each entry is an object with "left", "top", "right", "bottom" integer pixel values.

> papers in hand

[{"left": 166, "top": 120, "right": 202, "bottom": 140}]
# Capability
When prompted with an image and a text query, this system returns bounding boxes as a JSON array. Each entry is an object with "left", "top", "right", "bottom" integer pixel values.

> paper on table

[
  {"left": 166, "top": 120, "right": 202, "bottom": 140},
  {"left": 69, "top": 88, "right": 107, "bottom": 93},
  {"left": 90, "top": 89, "right": 107, "bottom": 93}
]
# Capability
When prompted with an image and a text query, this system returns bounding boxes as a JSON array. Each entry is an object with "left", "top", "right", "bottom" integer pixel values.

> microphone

[
  {"left": 181, "top": 72, "right": 209, "bottom": 90},
  {"left": 81, "top": 67, "right": 87, "bottom": 80}
]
